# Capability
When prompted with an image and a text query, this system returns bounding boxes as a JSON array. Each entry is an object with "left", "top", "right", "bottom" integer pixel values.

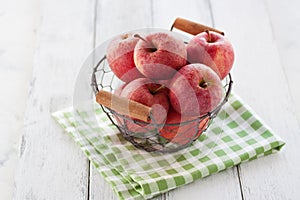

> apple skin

[
  {"left": 159, "top": 108, "right": 210, "bottom": 145},
  {"left": 112, "top": 83, "right": 127, "bottom": 126},
  {"left": 186, "top": 31, "right": 234, "bottom": 80},
  {"left": 169, "top": 63, "right": 223, "bottom": 116},
  {"left": 194, "top": 116, "right": 209, "bottom": 140},
  {"left": 134, "top": 32, "right": 187, "bottom": 80},
  {"left": 113, "top": 83, "right": 127, "bottom": 96},
  {"left": 106, "top": 33, "right": 144, "bottom": 83},
  {"left": 120, "top": 78, "right": 169, "bottom": 134}
]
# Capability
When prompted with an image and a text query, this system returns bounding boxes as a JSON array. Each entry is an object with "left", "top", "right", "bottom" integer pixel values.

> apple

[
  {"left": 106, "top": 33, "right": 144, "bottom": 83},
  {"left": 120, "top": 78, "right": 169, "bottom": 134},
  {"left": 194, "top": 116, "right": 210, "bottom": 140},
  {"left": 134, "top": 32, "right": 187, "bottom": 80},
  {"left": 159, "top": 108, "right": 210, "bottom": 145},
  {"left": 112, "top": 83, "right": 127, "bottom": 126},
  {"left": 113, "top": 83, "right": 127, "bottom": 96},
  {"left": 154, "top": 78, "right": 172, "bottom": 88},
  {"left": 169, "top": 63, "right": 223, "bottom": 116},
  {"left": 186, "top": 31, "right": 234, "bottom": 80}
]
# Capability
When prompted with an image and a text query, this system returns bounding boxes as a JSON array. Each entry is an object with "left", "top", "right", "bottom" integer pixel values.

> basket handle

[
  {"left": 96, "top": 90, "right": 152, "bottom": 122},
  {"left": 171, "top": 17, "right": 224, "bottom": 36}
]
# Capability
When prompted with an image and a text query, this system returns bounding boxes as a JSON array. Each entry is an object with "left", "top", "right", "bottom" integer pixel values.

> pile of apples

[{"left": 106, "top": 29, "right": 234, "bottom": 145}]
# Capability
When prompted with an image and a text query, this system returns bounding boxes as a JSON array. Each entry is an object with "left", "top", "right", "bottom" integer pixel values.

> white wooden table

[{"left": 13, "top": 0, "right": 300, "bottom": 199}]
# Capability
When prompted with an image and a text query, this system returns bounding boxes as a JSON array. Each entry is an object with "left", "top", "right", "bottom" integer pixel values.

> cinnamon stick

[
  {"left": 96, "top": 90, "right": 152, "bottom": 122},
  {"left": 171, "top": 17, "right": 224, "bottom": 36}
]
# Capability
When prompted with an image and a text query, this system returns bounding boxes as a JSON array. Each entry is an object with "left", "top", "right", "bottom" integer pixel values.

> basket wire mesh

[{"left": 91, "top": 53, "right": 232, "bottom": 153}]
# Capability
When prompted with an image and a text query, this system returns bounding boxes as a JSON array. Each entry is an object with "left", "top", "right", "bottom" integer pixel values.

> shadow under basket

[{"left": 91, "top": 17, "right": 233, "bottom": 153}]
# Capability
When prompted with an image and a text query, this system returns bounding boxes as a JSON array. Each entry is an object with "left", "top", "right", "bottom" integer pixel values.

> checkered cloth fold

[{"left": 52, "top": 94, "right": 285, "bottom": 200}]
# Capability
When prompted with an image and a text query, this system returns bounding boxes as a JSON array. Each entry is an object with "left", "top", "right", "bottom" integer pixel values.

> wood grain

[
  {"left": 211, "top": 0, "right": 300, "bottom": 199},
  {"left": 171, "top": 17, "right": 224, "bottom": 36},
  {"left": 0, "top": 0, "right": 38, "bottom": 199},
  {"left": 13, "top": 0, "right": 95, "bottom": 199},
  {"left": 96, "top": 90, "right": 152, "bottom": 122},
  {"left": 264, "top": 0, "right": 300, "bottom": 124}
]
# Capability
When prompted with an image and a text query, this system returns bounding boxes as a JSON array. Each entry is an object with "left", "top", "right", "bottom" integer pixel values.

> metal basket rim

[{"left": 91, "top": 55, "right": 233, "bottom": 127}]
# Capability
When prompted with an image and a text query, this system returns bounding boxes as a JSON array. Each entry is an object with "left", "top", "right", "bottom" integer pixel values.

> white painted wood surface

[
  {"left": 13, "top": 0, "right": 95, "bottom": 199},
  {"left": 211, "top": 1, "right": 300, "bottom": 199},
  {"left": 0, "top": 0, "right": 38, "bottom": 199},
  {"left": 12, "top": 0, "right": 300, "bottom": 199}
]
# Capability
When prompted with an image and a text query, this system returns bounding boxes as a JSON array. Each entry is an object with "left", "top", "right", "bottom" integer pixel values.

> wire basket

[{"left": 91, "top": 18, "right": 233, "bottom": 153}]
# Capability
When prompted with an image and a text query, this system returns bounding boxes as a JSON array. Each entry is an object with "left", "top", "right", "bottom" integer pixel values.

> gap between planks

[
  {"left": 207, "top": 0, "right": 244, "bottom": 199},
  {"left": 237, "top": 165, "right": 245, "bottom": 200}
]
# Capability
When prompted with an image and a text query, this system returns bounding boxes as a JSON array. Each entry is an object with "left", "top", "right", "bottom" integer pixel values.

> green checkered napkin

[{"left": 52, "top": 94, "right": 285, "bottom": 200}]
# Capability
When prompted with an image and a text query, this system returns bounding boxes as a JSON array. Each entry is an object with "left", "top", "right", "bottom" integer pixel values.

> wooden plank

[
  {"left": 152, "top": 0, "right": 213, "bottom": 29},
  {"left": 166, "top": 169, "right": 242, "bottom": 200},
  {"left": 152, "top": 0, "right": 243, "bottom": 199},
  {"left": 13, "top": 0, "right": 95, "bottom": 199},
  {"left": 264, "top": 0, "right": 300, "bottom": 123},
  {"left": 89, "top": 0, "right": 155, "bottom": 199},
  {"left": 95, "top": 0, "right": 153, "bottom": 44},
  {"left": 0, "top": 0, "right": 38, "bottom": 199},
  {"left": 89, "top": 165, "right": 119, "bottom": 200},
  {"left": 210, "top": 0, "right": 300, "bottom": 199}
]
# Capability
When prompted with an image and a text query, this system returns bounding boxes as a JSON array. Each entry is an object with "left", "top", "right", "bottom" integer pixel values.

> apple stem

[
  {"left": 151, "top": 85, "right": 165, "bottom": 94},
  {"left": 134, "top": 34, "right": 157, "bottom": 52},
  {"left": 199, "top": 80, "right": 208, "bottom": 89},
  {"left": 205, "top": 30, "right": 211, "bottom": 43},
  {"left": 134, "top": 34, "right": 148, "bottom": 43}
]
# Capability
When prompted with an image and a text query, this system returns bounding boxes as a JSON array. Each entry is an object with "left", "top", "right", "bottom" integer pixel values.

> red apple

[
  {"left": 120, "top": 78, "right": 169, "bottom": 134},
  {"left": 186, "top": 31, "right": 234, "bottom": 80},
  {"left": 134, "top": 32, "right": 187, "bottom": 80},
  {"left": 159, "top": 108, "right": 209, "bottom": 145},
  {"left": 194, "top": 116, "right": 210, "bottom": 140},
  {"left": 112, "top": 83, "right": 127, "bottom": 126},
  {"left": 113, "top": 83, "right": 127, "bottom": 96},
  {"left": 154, "top": 78, "right": 172, "bottom": 88},
  {"left": 106, "top": 33, "right": 144, "bottom": 83},
  {"left": 169, "top": 63, "right": 223, "bottom": 116}
]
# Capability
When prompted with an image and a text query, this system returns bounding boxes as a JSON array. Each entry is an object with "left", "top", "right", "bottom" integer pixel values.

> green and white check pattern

[{"left": 52, "top": 94, "right": 285, "bottom": 200}]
